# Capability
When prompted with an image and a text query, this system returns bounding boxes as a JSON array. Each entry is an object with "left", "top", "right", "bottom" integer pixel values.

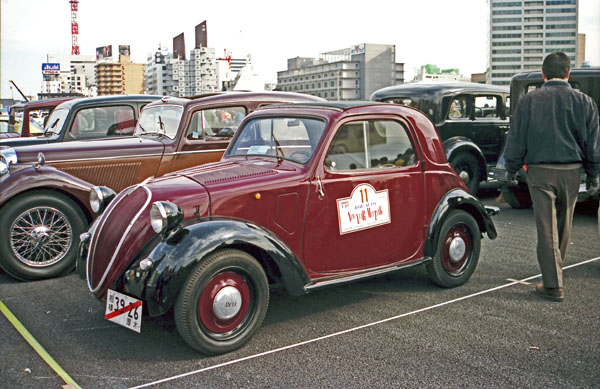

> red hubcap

[
  {"left": 198, "top": 271, "right": 251, "bottom": 333},
  {"left": 441, "top": 226, "right": 470, "bottom": 274}
]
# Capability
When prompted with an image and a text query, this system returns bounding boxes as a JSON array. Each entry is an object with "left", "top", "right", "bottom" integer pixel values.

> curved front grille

[{"left": 87, "top": 185, "right": 151, "bottom": 292}]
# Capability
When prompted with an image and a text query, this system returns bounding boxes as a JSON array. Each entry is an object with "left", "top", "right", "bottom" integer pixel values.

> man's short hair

[{"left": 542, "top": 52, "right": 570, "bottom": 80}]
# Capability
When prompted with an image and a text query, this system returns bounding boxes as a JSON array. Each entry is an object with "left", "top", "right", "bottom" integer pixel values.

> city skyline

[{"left": 1, "top": 0, "right": 599, "bottom": 99}]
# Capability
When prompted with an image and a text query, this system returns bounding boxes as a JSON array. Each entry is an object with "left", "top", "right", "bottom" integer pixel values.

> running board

[{"left": 304, "top": 257, "right": 431, "bottom": 292}]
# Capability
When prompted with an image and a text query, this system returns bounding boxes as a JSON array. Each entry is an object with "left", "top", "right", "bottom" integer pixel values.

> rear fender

[
  {"left": 129, "top": 218, "right": 309, "bottom": 317},
  {"left": 424, "top": 189, "right": 498, "bottom": 258}
]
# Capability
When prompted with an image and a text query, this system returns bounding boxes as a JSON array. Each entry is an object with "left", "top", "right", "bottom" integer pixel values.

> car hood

[{"left": 12, "top": 136, "right": 165, "bottom": 165}]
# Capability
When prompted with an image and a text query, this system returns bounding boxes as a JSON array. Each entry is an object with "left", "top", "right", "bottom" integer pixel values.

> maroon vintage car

[
  {"left": 80, "top": 101, "right": 499, "bottom": 355},
  {"left": 1, "top": 97, "right": 75, "bottom": 139},
  {"left": 0, "top": 92, "right": 323, "bottom": 281}
]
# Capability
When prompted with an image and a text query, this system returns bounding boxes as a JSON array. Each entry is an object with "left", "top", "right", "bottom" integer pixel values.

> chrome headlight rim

[
  {"left": 89, "top": 186, "right": 117, "bottom": 214},
  {"left": 0, "top": 148, "right": 17, "bottom": 177},
  {"left": 150, "top": 201, "right": 183, "bottom": 234}
]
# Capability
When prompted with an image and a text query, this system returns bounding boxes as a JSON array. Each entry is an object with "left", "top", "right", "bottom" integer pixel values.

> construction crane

[{"left": 70, "top": 0, "right": 80, "bottom": 55}]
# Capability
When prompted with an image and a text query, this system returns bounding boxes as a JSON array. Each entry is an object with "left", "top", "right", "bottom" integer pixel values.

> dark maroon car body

[
  {"left": 0, "top": 92, "right": 323, "bottom": 281},
  {"left": 81, "top": 102, "right": 498, "bottom": 355}
]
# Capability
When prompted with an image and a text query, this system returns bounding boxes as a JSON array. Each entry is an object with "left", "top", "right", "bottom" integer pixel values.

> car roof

[
  {"left": 55, "top": 94, "right": 162, "bottom": 110},
  {"left": 11, "top": 97, "right": 77, "bottom": 111},
  {"left": 371, "top": 82, "right": 509, "bottom": 101},
  {"left": 143, "top": 91, "right": 325, "bottom": 110},
  {"left": 258, "top": 100, "right": 389, "bottom": 112},
  {"left": 511, "top": 68, "right": 600, "bottom": 82}
]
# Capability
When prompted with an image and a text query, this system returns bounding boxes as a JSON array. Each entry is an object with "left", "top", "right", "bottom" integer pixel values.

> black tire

[
  {"left": 501, "top": 185, "right": 532, "bottom": 209},
  {"left": 450, "top": 153, "right": 481, "bottom": 195},
  {"left": 174, "top": 249, "right": 269, "bottom": 355},
  {"left": 0, "top": 191, "right": 87, "bottom": 281},
  {"left": 426, "top": 210, "right": 481, "bottom": 288}
]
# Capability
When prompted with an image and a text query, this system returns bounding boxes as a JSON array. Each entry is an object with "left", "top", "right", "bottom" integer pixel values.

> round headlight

[
  {"left": 90, "top": 186, "right": 117, "bottom": 214},
  {"left": 150, "top": 201, "right": 183, "bottom": 234},
  {"left": 0, "top": 160, "right": 8, "bottom": 177}
]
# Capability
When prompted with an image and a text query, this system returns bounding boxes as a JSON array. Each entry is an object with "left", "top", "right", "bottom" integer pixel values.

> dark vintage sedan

[
  {"left": 488, "top": 68, "right": 600, "bottom": 208},
  {"left": 1, "top": 95, "right": 158, "bottom": 147},
  {"left": 371, "top": 83, "right": 510, "bottom": 194},
  {"left": 80, "top": 101, "right": 499, "bottom": 355},
  {"left": 0, "top": 92, "right": 323, "bottom": 281}
]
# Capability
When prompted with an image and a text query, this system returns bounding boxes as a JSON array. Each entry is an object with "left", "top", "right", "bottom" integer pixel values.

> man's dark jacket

[{"left": 505, "top": 79, "right": 600, "bottom": 178}]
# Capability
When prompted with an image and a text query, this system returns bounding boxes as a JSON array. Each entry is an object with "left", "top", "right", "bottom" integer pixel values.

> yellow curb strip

[{"left": 0, "top": 299, "right": 81, "bottom": 389}]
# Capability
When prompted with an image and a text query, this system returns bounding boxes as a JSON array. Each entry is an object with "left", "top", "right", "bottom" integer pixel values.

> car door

[
  {"left": 470, "top": 94, "right": 509, "bottom": 165},
  {"left": 302, "top": 116, "right": 425, "bottom": 276},
  {"left": 169, "top": 105, "right": 247, "bottom": 172}
]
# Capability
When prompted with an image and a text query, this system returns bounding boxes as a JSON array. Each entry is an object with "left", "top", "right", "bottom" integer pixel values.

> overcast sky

[{"left": 1, "top": 0, "right": 599, "bottom": 100}]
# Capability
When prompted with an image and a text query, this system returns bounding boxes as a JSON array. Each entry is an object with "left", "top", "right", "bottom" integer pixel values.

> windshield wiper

[{"left": 43, "top": 118, "right": 61, "bottom": 137}]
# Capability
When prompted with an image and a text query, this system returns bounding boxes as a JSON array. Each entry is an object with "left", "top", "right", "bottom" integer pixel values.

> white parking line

[{"left": 129, "top": 256, "right": 600, "bottom": 389}]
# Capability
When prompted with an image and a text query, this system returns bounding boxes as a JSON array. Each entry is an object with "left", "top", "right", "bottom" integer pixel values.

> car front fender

[
  {"left": 443, "top": 137, "right": 486, "bottom": 172},
  {"left": 0, "top": 164, "right": 94, "bottom": 218},
  {"left": 424, "top": 188, "right": 498, "bottom": 259},
  {"left": 129, "top": 218, "right": 309, "bottom": 317}
]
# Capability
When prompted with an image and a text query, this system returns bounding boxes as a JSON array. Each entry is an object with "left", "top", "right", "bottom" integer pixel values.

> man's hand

[
  {"left": 506, "top": 171, "right": 519, "bottom": 187},
  {"left": 586, "top": 175, "right": 599, "bottom": 197}
]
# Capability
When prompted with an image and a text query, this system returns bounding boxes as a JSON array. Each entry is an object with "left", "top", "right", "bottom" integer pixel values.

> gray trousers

[{"left": 526, "top": 164, "right": 582, "bottom": 289}]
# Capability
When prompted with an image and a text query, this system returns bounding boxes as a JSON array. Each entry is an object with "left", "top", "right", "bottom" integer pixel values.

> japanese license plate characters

[
  {"left": 105, "top": 289, "right": 142, "bottom": 333},
  {"left": 337, "top": 183, "right": 391, "bottom": 234}
]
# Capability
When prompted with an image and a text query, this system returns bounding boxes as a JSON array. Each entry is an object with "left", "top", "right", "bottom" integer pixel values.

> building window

[{"left": 546, "top": 15, "right": 576, "bottom": 21}]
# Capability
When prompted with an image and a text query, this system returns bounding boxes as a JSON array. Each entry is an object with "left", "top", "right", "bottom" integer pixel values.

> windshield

[
  {"left": 43, "top": 108, "right": 69, "bottom": 136},
  {"left": 228, "top": 117, "right": 327, "bottom": 164},
  {"left": 135, "top": 105, "right": 183, "bottom": 139}
]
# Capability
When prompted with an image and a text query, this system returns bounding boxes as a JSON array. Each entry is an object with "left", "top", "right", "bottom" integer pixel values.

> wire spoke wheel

[{"left": 10, "top": 206, "right": 72, "bottom": 267}]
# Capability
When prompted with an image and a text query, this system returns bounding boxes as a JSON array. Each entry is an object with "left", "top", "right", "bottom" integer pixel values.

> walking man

[{"left": 505, "top": 52, "right": 600, "bottom": 302}]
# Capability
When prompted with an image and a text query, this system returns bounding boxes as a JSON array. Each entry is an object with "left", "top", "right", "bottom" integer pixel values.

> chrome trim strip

[
  {"left": 48, "top": 153, "right": 165, "bottom": 164},
  {"left": 303, "top": 258, "right": 430, "bottom": 292},
  {"left": 45, "top": 149, "right": 226, "bottom": 164},
  {"left": 166, "top": 149, "right": 227, "bottom": 156},
  {"left": 87, "top": 185, "right": 152, "bottom": 293}
]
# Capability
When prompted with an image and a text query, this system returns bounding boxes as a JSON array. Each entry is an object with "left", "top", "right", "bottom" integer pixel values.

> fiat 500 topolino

[{"left": 80, "top": 102, "right": 499, "bottom": 355}]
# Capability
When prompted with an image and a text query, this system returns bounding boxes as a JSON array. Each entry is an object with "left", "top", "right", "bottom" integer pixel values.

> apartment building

[
  {"left": 277, "top": 43, "right": 404, "bottom": 100},
  {"left": 489, "top": 0, "right": 578, "bottom": 85}
]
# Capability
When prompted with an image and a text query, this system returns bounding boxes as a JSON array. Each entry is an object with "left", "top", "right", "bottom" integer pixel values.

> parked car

[
  {"left": 0, "top": 92, "right": 323, "bottom": 281},
  {"left": 1, "top": 95, "right": 159, "bottom": 147},
  {"left": 80, "top": 101, "right": 499, "bottom": 355},
  {"left": 488, "top": 68, "right": 600, "bottom": 208},
  {"left": 371, "top": 83, "right": 510, "bottom": 194},
  {"left": 1, "top": 112, "right": 45, "bottom": 139},
  {"left": 1, "top": 97, "right": 77, "bottom": 139}
]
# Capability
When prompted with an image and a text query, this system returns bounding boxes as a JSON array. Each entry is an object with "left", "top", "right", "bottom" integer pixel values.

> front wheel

[
  {"left": 450, "top": 153, "right": 481, "bottom": 195},
  {"left": 174, "top": 249, "right": 269, "bottom": 355},
  {"left": 0, "top": 191, "right": 87, "bottom": 281},
  {"left": 427, "top": 210, "right": 481, "bottom": 288}
]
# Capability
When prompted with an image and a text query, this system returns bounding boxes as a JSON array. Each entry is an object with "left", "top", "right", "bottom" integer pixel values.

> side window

[
  {"left": 186, "top": 106, "right": 247, "bottom": 140},
  {"left": 448, "top": 96, "right": 469, "bottom": 119},
  {"left": 474, "top": 95, "right": 500, "bottom": 118},
  {"left": 325, "top": 120, "right": 415, "bottom": 171},
  {"left": 69, "top": 106, "right": 135, "bottom": 140}
]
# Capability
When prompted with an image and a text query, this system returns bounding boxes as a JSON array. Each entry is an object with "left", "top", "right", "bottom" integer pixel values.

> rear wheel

[
  {"left": 427, "top": 210, "right": 481, "bottom": 288},
  {"left": 175, "top": 249, "right": 269, "bottom": 355},
  {"left": 0, "top": 191, "right": 87, "bottom": 281},
  {"left": 450, "top": 153, "right": 481, "bottom": 195}
]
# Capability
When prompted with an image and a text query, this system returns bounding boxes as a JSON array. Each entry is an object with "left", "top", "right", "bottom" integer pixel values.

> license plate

[{"left": 105, "top": 289, "right": 142, "bottom": 333}]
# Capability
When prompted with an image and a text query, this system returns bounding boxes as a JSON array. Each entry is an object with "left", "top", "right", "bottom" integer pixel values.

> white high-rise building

[{"left": 488, "top": 0, "right": 578, "bottom": 85}]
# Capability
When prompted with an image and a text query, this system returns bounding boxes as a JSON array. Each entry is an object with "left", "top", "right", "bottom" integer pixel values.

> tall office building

[
  {"left": 488, "top": 0, "right": 578, "bottom": 85},
  {"left": 277, "top": 43, "right": 404, "bottom": 100}
]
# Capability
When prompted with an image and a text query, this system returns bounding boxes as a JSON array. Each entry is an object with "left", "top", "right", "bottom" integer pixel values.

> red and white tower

[{"left": 70, "top": 0, "right": 80, "bottom": 55}]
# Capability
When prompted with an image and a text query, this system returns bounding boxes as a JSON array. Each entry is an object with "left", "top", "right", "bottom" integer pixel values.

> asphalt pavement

[{"left": 1, "top": 188, "right": 599, "bottom": 388}]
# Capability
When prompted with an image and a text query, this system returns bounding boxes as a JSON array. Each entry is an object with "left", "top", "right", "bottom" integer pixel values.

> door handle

[{"left": 316, "top": 175, "right": 325, "bottom": 199}]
